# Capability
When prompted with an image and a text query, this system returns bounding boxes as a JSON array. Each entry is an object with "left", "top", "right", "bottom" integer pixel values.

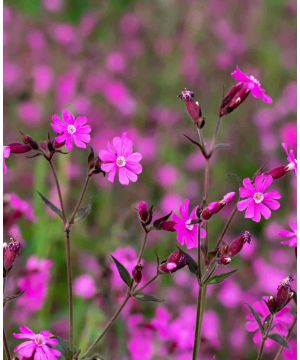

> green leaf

[
  {"left": 246, "top": 304, "right": 263, "bottom": 333},
  {"left": 206, "top": 269, "right": 238, "bottom": 285},
  {"left": 176, "top": 246, "right": 198, "bottom": 276},
  {"left": 74, "top": 203, "right": 92, "bottom": 223},
  {"left": 37, "top": 191, "right": 63, "bottom": 220},
  {"left": 134, "top": 293, "right": 163, "bottom": 302},
  {"left": 268, "top": 333, "right": 290, "bottom": 349},
  {"left": 111, "top": 255, "right": 132, "bottom": 287}
]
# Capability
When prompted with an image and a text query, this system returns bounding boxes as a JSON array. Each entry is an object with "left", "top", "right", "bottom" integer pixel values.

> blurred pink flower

[
  {"left": 13, "top": 326, "right": 61, "bottom": 359},
  {"left": 73, "top": 274, "right": 97, "bottom": 299},
  {"left": 280, "top": 122, "right": 297, "bottom": 149},
  {"left": 282, "top": 143, "right": 297, "bottom": 176},
  {"left": 156, "top": 164, "right": 179, "bottom": 187},
  {"left": 3, "top": 146, "right": 10, "bottom": 174},
  {"left": 245, "top": 300, "right": 294, "bottom": 348},
  {"left": 279, "top": 221, "right": 297, "bottom": 247},
  {"left": 99, "top": 133, "right": 142, "bottom": 185},
  {"left": 231, "top": 67, "right": 272, "bottom": 103},
  {"left": 172, "top": 199, "right": 206, "bottom": 249},
  {"left": 6, "top": 193, "right": 36, "bottom": 223},
  {"left": 51, "top": 109, "right": 91, "bottom": 150},
  {"left": 105, "top": 51, "right": 127, "bottom": 73},
  {"left": 18, "top": 101, "right": 43, "bottom": 125},
  {"left": 17, "top": 256, "right": 53, "bottom": 314},
  {"left": 237, "top": 174, "right": 281, "bottom": 222}
]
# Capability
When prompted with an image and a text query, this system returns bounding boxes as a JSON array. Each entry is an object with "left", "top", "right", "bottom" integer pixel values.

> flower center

[
  {"left": 253, "top": 192, "right": 264, "bottom": 204},
  {"left": 67, "top": 124, "right": 77, "bottom": 134},
  {"left": 35, "top": 334, "right": 45, "bottom": 346},
  {"left": 185, "top": 219, "right": 194, "bottom": 231},
  {"left": 116, "top": 156, "right": 126, "bottom": 167}
]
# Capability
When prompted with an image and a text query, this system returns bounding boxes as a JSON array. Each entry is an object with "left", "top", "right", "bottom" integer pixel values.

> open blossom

[
  {"left": 172, "top": 199, "right": 206, "bottom": 249},
  {"left": 237, "top": 174, "right": 281, "bottom": 222},
  {"left": 51, "top": 109, "right": 91, "bottom": 150},
  {"left": 282, "top": 143, "right": 297, "bottom": 176},
  {"left": 279, "top": 221, "right": 297, "bottom": 247},
  {"left": 3, "top": 146, "right": 10, "bottom": 174},
  {"left": 245, "top": 300, "right": 294, "bottom": 348},
  {"left": 99, "top": 132, "right": 142, "bottom": 185},
  {"left": 13, "top": 326, "right": 61, "bottom": 359},
  {"left": 231, "top": 67, "right": 272, "bottom": 104}
]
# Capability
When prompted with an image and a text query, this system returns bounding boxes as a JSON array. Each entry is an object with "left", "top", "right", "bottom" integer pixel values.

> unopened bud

[
  {"left": 3, "top": 238, "right": 21, "bottom": 274},
  {"left": 275, "top": 276, "right": 294, "bottom": 312},
  {"left": 137, "top": 201, "right": 152, "bottom": 225},
  {"left": 178, "top": 88, "right": 204, "bottom": 128},
  {"left": 202, "top": 192, "right": 235, "bottom": 220},
  {"left": 228, "top": 231, "right": 251, "bottom": 257},
  {"left": 267, "top": 165, "right": 293, "bottom": 180},
  {"left": 266, "top": 296, "right": 277, "bottom": 313},
  {"left": 132, "top": 264, "right": 143, "bottom": 283},
  {"left": 159, "top": 250, "right": 187, "bottom": 274},
  {"left": 20, "top": 133, "right": 39, "bottom": 150},
  {"left": 218, "top": 255, "right": 232, "bottom": 265},
  {"left": 219, "top": 82, "right": 250, "bottom": 117},
  {"left": 8, "top": 143, "right": 31, "bottom": 154},
  {"left": 158, "top": 221, "right": 176, "bottom": 232}
]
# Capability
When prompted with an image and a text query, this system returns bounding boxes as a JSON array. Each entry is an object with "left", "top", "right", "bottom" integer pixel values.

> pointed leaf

[
  {"left": 37, "top": 191, "right": 63, "bottom": 219},
  {"left": 176, "top": 246, "right": 198, "bottom": 276},
  {"left": 111, "top": 255, "right": 132, "bottom": 287},
  {"left": 134, "top": 293, "right": 163, "bottom": 302},
  {"left": 206, "top": 269, "right": 238, "bottom": 285},
  {"left": 153, "top": 211, "right": 172, "bottom": 228},
  {"left": 74, "top": 203, "right": 92, "bottom": 223},
  {"left": 246, "top": 304, "right": 263, "bottom": 333},
  {"left": 268, "top": 333, "right": 290, "bottom": 349}
]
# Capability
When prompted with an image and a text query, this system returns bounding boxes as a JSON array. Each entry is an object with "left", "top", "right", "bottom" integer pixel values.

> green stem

[
  {"left": 65, "top": 229, "right": 74, "bottom": 351},
  {"left": 49, "top": 158, "right": 66, "bottom": 222},
  {"left": 133, "top": 274, "right": 159, "bottom": 294},
  {"left": 3, "top": 330, "right": 11, "bottom": 360},
  {"left": 192, "top": 285, "right": 207, "bottom": 360}
]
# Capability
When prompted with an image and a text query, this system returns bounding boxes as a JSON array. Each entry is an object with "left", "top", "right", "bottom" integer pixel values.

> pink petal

[
  {"left": 261, "top": 92, "right": 272, "bottom": 104},
  {"left": 75, "top": 133, "right": 91, "bottom": 144},
  {"left": 126, "top": 152, "right": 142, "bottom": 162},
  {"left": 180, "top": 199, "right": 190, "bottom": 219},
  {"left": 55, "top": 133, "right": 67, "bottom": 144},
  {"left": 126, "top": 162, "right": 142, "bottom": 174},
  {"left": 239, "top": 187, "right": 253, "bottom": 198},
  {"left": 242, "top": 178, "right": 254, "bottom": 191},
  {"left": 19, "top": 326, "right": 35, "bottom": 335},
  {"left": 231, "top": 67, "right": 251, "bottom": 83},
  {"left": 118, "top": 167, "right": 129, "bottom": 185},
  {"left": 237, "top": 198, "right": 251, "bottom": 211},
  {"left": 244, "top": 201, "right": 255, "bottom": 220},
  {"left": 74, "top": 116, "right": 87, "bottom": 127},
  {"left": 245, "top": 321, "right": 258, "bottom": 332},
  {"left": 250, "top": 85, "right": 265, "bottom": 99},
  {"left": 99, "top": 149, "right": 116, "bottom": 162},
  {"left": 14, "top": 341, "right": 36, "bottom": 358},
  {"left": 65, "top": 135, "right": 73, "bottom": 150},
  {"left": 123, "top": 167, "right": 138, "bottom": 182},
  {"left": 253, "top": 331, "right": 262, "bottom": 345},
  {"left": 263, "top": 198, "right": 280, "bottom": 211},
  {"left": 73, "top": 135, "right": 87, "bottom": 149},
  {"left": 264, "top": 191, "right": 281, "bottom": 200},
  {"left": 255, "top": 174, "right": 272, "bottom": 192},
  {"left": 112, "top": 136, "right": 122, "bottom": 155},
  {"left": 259, "top": 203, "right": 271, "bottom": 220},
  {"left": 121, "top": 137, "right": 133, "bottom": 156},
  {"left": 107, "top": 167, "right": 116, "bottom": 183},
  {"left": 101, "top": 163, "right": 115, "bottom": 172},
  {"left": 75, "top": 125, "right": 91, "bottom": 134}
]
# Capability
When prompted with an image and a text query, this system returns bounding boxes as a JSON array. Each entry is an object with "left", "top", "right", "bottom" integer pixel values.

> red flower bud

[
  {"left": 8, "top": 143, "right": 31, "bottom": 154},
  {"left": 159, "top": 221, "right": 176, "bottom": 232},
  {"left": 202, "top": 192, "right": 235, "bottom": 220},
  {"left": 275, "top": 276, "right": 294, "bottom": 312},
  {"left": 267, "top": 165, "right": 291, "bottom": 180},
  {"left": 228, "top": 231, "right": 251, "bottom": 257},
  {"left": 132, "top": 264, "right": 143, "bottom": 283},
  {"left": 159, "top": 250, "right": 187, "bottom": 274},
  {"left": 178, "top": 88, "right": 204, "bottom": 128},
  {"left": 219, "top": 82, "right": 250, "bottom": 117},
  {"left": 20, "top": 133, "right": 39, "bottom": 150},
  {"left": 137, "top": 201, "right": 152, "bottom": 225},
  {"left": 3, "top": 238, "right": 21, "bottom": 274}
]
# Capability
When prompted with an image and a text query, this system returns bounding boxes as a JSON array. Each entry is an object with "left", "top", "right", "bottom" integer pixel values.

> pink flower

[
  {"left": 73, "top": 274, "right": 97, "bottom": 299},
  {"left": 13, "top": 326, "right": 61, "bottom": 359},
  {"left": 3, "top": 146, "right": 10, "bottom": 174},
  {"left": 99, "top": 133, "right": 142, "bottom": 185},
  {"left": 51, "top": 109, "right": 91, "bottom": 150},
  {"left": 231, "top": 67, "right": 272, "bottom": 104},
  {"left": 279, "top": 221, "right": 297, "bottom": 247},
  {"left": 245, "top": 300, "right": 294, "bottom": 348},
  {"left": 237, "top": 174, "right": 281, "bottom": 222},
  {"left": 172, "top": 199, "right": 206, "bottom": 249},
  {"left": 282, "top": 143, "right": 297, "bottom": 176}
]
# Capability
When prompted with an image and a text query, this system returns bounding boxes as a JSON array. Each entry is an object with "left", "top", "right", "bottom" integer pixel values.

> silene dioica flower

[
  {"left": 279, "top": 220, "right": 297, "bottom": 247},
  {"left": 237, "top": 174, "right": 281, "bottom": 222},
  {"left": 51, "top": 109, "right": 92, "bottom": 150},
  {"left": 13, "top": 326, "right": 61, "bottom": 359},
  {"left": 172, "top": 199, "right": 206, "bottom": 249},
  {"left": 99, "top": 132, "right": 143, "bottom": 185}
]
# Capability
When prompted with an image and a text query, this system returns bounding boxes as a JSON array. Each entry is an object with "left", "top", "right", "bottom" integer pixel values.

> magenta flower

[
  {"left": 237, "top": 174, "right": 281, "bottom": 222},
  {"left": 279, "top": 221, "right": 297, "bottom": 247},
  {"left": 172, "top": 199, "right": 206, "bottom": 249},
  {"left": 3, "top": 146, "right": 10, "bottom": 174},
  {"left": 13, "top": 326, "right": 61, "bottom": 359},
  {"left": 245, "top": 300, "right": 294, "bottom": 348},
  {"left": 51, "top": 109, "right": 91, "bottom": 150},
  {"left": 282, "top": 143, "right": 297, "bottom": 176},
  {"left": 99, "top": 132, "right": 142, "bottom": 185},
  {"left": 73, "top": 274, "right": 97, "bottom": 299},
  {"left": 231, "top": 67, "right": 272, "bottom": 104}
]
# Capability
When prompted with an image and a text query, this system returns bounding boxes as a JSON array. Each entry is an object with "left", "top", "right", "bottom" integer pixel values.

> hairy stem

[
  {"left": 136, "top": 231, "right": 149, "bottom": 265},
  {"left": 256, "top": 315, "right": 274, "bottom": 360},
  {"left": 273, "top": 315, "right": 297, "bottom": 360},
  {"left": 65, "top": 230, "right": 74, "bottom": 351},
  {"left": 49, "top": 158, "right": 66, "bottom": 222},
  {"left": 134, "top": 274, "right": 159, "bottom": 294},
  {"left": 192, "top": 285, "right": 207, "bottom": 360},
  {"left": 81, "top": 292, "right": 131, "bottom": 358}
]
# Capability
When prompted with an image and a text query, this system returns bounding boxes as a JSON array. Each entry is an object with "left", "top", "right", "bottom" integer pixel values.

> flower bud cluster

[{"left": 217, "top": 231, "right": 251, "bottom": 265}]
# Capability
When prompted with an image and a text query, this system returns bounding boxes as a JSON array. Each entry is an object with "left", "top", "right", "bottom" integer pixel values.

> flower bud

[
  {"left": 158, "top": 250, "right": 187, "bottom": 274},
  {"left": 275, "top": 276, "right": 294, "bottom": 312},
  {"left": 219, "top": 82, "right": 250, "bottom": 117},
  {"left": 218, "top": 255, "right": 232, "bottom": 265},
  {"left": 202, "top": 192, "right": 235, "bottom": 220},
  {"left": 3, "top": 238, "right": 21, "bottom": 274},
  {"left": 158, "top": 220, "right": 176, "bottom": 232},
  {"left": 20, "top": 133, "right": 39, "bottom": 150},
  {"left": 178, "top": 88, "right": 204, "bottom": 128},
  {"left": 137, "top": 201, "right": 152, "bottom": 225},
  {"left": 8, "top": 143, "right": 31, "bottom": 154},
  {"left": 267, "top": 164, "right": 295, "bottom": 180},
  {"left": 228, "top": 231, "right": 251, "bottom": 257},
  {"left": 132, "top": 264, "right": 143, "bottom": 283},
  {"left": 266, "top": 296, "right": 277, "bottom": 313}
]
